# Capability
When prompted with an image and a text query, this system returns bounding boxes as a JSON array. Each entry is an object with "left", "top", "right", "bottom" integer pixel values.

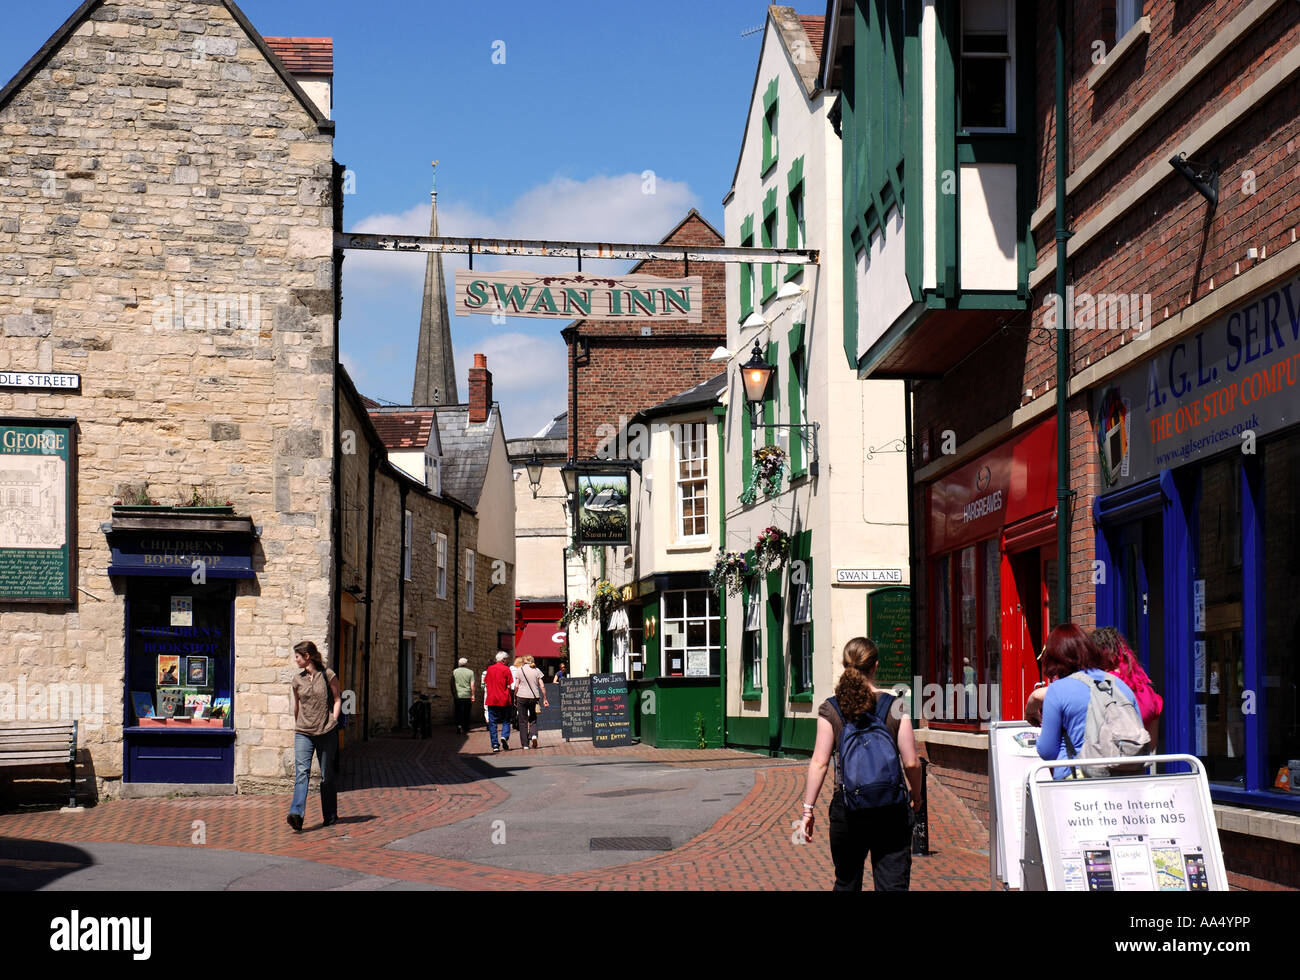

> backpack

[
  {"left": 829, "top": 694, "right": 908, "bottom": 810},
  {"left": 1065, "top": 671, "right": 1151, "bottom": 777}
]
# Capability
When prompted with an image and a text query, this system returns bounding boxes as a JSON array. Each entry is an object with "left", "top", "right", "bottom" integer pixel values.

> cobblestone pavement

[{"left": 0, "top": 727, "right": 1281, "bottom": 890}]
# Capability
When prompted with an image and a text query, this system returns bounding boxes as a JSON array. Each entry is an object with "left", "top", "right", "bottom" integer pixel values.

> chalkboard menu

[
  {"left": 590, "top": 672, "right": 632, "bottom": 747},
  {"left": 868, "top": 586, "right": 912, "bottom": 688},
  {"left": 559, "top": 676, "right": 593, "bottom": 740}
]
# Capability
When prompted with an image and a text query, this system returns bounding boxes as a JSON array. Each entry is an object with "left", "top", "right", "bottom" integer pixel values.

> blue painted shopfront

[
  {"left": 1093, "top": 274, "right": 1300, "bottom": 813},
  {"left": 108, "top": 512, "right": 255, "bottom": 784}
]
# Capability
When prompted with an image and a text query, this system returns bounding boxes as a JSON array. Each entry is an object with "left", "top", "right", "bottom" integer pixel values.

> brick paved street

[
  {"left": 0, "top": 730, "right": 1285, "bottom": 891},
  {"left": 0, "top": 728, "right": 997, "bottom": 891}
]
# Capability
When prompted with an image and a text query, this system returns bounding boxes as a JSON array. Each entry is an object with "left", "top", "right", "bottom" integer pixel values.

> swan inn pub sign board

[{"left": 455, "top": 270, "right": 704, "bottom": 323}]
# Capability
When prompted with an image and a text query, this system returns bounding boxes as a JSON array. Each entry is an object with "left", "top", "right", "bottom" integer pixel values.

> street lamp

[
  {"left": 737, "top": 338, "right": 821, "bottom": 477},
  {"left": 740, "top": 340, "right": 773, "bottom": 413},
  {"left": 560, "top": 461, "right": 579, "bottom": 497},
  {"left": 525, "top": 451, "right": 544, "bottom": 498}
]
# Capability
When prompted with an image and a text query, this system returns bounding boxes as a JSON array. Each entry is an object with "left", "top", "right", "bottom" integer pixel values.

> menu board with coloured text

[
  {"left": 590, "top": 672, "right": 632, "bottom": 747},
  {"left": 559, "top": 675, "right": 593, "bottom": 741}
]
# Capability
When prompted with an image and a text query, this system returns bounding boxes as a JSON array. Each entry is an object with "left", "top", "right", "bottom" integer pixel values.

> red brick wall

[
  {"left": 567, "top": 213, "right": 727, "bottom": 457},
  {"left": 915, "top": 0, "right": 1300, "bottom": 627},
  {"left": 920, "top": 742, "right": 990, "bottom": 830}
]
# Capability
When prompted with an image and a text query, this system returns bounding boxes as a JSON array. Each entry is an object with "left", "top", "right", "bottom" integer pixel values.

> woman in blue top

[{"left": 1035, "top": 624, "right": 1139, "bottom": 779}]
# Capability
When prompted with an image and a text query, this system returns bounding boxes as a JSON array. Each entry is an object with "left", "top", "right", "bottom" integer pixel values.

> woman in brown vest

[{"left": 288, "top": 640, "right": 342, "bottom": 831}]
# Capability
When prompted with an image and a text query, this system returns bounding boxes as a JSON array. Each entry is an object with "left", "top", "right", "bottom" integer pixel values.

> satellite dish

[{"left": 551, "top": 632, "right": 566, "bottom": 644}]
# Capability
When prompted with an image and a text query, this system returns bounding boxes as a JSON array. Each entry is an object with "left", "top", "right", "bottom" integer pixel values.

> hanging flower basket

[
  {"left": 709, "top": 550, "right": 753, "bottom": 597},
  {"left": 754, "top": 526, "right": 790, "bottom": 572},
  {"left": 592, "top": 580, "right": 620, "bottom": 624},
  {"left": 557, "top": 599, "right": 590, "bottom": 630},
  {"left": 741, "top": 445, "right": 787, "bottom": 503}
]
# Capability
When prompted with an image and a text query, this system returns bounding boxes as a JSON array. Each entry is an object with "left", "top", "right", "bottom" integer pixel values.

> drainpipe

[
  {"left": 397, "top": 482, "right": 408, "bottom": 729},
  {"left": 362, "top": 449, "right": 378, "bottom": 740},
  {"left": 713, "top": 403, "right": 728, "bottom": 748},
  {"left": 905, "top": 380, "right": 919, "bottom": 697},
  {"left": 1054, "top": 0, "right": 1072, "bottom": 625},
  {"left": 453, "top": 504, "right": 462, "bottom": 668}
]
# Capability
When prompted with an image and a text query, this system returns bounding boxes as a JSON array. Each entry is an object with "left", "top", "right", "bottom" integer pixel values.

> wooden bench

[{"left": 0, "top": 721, "right": 78, "bottom": 809}]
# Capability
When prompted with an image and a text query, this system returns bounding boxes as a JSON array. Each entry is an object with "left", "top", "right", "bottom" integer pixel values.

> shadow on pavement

[{"left": 0, "top": 838, "right": 95, "bottom": 890}]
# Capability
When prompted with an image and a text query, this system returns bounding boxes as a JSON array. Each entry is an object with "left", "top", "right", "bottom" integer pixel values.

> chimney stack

[{"left": 469, "top": 353, "right": 492, "bottom": 423}]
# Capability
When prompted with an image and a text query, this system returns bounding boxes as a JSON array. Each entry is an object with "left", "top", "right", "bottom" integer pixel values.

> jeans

[
  {"left": 291, "top": 729, "right": 339, "bottom": 822},
  {"left": 827, "top": 791, "right": 912, "bottom": 891},
  {"left": 487, "top": 705, "right": 512, "bottom": 748}
]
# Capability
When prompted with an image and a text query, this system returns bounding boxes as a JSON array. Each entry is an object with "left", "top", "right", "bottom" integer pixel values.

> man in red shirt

[{"left": 484, "top": 651, "right": 514, "bottom": 753}]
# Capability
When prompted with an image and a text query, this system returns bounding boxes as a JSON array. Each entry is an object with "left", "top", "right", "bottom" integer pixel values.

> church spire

[{"left": 412, "top": 160, "right": 457, "bottom": 405}]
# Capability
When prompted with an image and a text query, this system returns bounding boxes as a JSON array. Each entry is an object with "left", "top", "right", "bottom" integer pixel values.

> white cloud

[
  {"left": 341, "top": 171, "right": 703, "bottom": 434},
  {"left": 344, "top": 171, "right": 699, "bottom": 293},
  {"left": 454, "top": 332, "right": 568, "bottom": 439}
]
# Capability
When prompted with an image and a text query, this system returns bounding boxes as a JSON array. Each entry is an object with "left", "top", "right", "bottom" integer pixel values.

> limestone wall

[{"left": 0, "top": 0, "right": 336, "bottom": 794}]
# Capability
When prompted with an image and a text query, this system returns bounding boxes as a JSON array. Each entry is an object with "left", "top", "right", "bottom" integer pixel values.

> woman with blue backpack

[{"left": 799, "top": 637, "right": 922, "bottom": 891}]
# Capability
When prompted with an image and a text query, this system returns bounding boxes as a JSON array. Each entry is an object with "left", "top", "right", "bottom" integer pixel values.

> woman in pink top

[{"left": 1090, "top": 626, "right": 1162, "bottom": 746}]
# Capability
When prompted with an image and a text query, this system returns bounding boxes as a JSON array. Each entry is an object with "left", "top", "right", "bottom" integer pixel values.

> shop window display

[{"left": 126, "top": 581, "right": 233, "bottom": 729}]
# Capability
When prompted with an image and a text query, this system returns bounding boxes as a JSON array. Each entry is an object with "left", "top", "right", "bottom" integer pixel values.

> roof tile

[{"left": 263, "top": 36, "right": 334, "bottom": 74}]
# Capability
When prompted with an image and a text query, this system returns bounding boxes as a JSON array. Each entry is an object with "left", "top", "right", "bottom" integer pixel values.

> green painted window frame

[
  {"left": 741, "top": 577, "right": 763, "bottom": 700},
  {"left": 785, "top": 157, "right": 806, "bottom": 281},
  {"left": 761, "top": 78, "right": 779, "bottom": 175},
  {"left": 787, "top": 321, "right": 806, "bottom": 477},
  {"left": 788, "top": 530, "right": 814, "bottom": 698},
  {"left": 761, "top": 189, "right": 779, "bottom": 303},
  {"left": 762, "top": 340, "right": 775, "bottom": 451},
  {"left": 738, "top": 214, "right": 755, "bottom": 323}
]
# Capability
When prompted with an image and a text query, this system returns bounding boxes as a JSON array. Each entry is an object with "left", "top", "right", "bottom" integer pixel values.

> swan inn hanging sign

[{"left": 455, "top": 270, "right": 703, "bottom": 323}]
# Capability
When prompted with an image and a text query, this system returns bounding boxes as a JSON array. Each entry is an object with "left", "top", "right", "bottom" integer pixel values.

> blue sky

[{"left": 0, "top": 0, "right": 784, "bottom": 437}]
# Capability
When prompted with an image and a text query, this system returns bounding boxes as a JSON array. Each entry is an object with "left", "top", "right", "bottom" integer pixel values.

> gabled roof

[
  {"left": 0, "top": 0, "right": 332, "bottom": 134},
  {"left": 534, "top": 411, "right": 567, "bottom": 440},
  {"left": 367, "top": 410, "right": 438, "bottom": 452},
  {"left": 263, "top": 37, "right": 334, "bottom": 74},
  {"left": 433, "top": 403, "right": 502, "bottom": 509},
  {"left": 798, "top": 16, "right": 826, "bottom": 62},
  {"left": 632, "top": 373, "right": 727, "bottom": 424},
  {"left": 723, "top": 6, "right": 831, "bottom": 205}
]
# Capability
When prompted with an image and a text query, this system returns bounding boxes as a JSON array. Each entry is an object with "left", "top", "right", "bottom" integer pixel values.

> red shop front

[{"left": 926, "top": 417, "right": 1057, "bottom": 727}]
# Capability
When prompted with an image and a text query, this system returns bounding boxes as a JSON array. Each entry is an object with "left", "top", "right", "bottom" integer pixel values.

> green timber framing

[
  {"left": 835, "top": 0, "right": 1036, "bottom": 376},
  {"left": 727, "top": 529, "right": 818, "bottom": 756}
]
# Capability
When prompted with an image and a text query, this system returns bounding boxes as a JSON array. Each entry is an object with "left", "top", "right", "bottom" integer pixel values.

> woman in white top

[{"left": 512, "top": 655, "right": 549, "bottom": 750}]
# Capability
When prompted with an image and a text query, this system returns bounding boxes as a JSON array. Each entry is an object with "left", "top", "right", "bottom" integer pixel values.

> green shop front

[
  {"left": 107, "top": 509, "right": 256, "bottom": 786},
  {"left": 602, "top": 574, "right": 725, "bottom": 749}
]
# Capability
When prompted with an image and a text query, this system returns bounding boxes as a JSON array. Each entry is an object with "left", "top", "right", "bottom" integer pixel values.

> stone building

[
  {"left": 336, "top": 359, "right": 515, "bottom": 736},
  {"left": 0, "top": 0, "right": 337, "bottom": 796}
]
